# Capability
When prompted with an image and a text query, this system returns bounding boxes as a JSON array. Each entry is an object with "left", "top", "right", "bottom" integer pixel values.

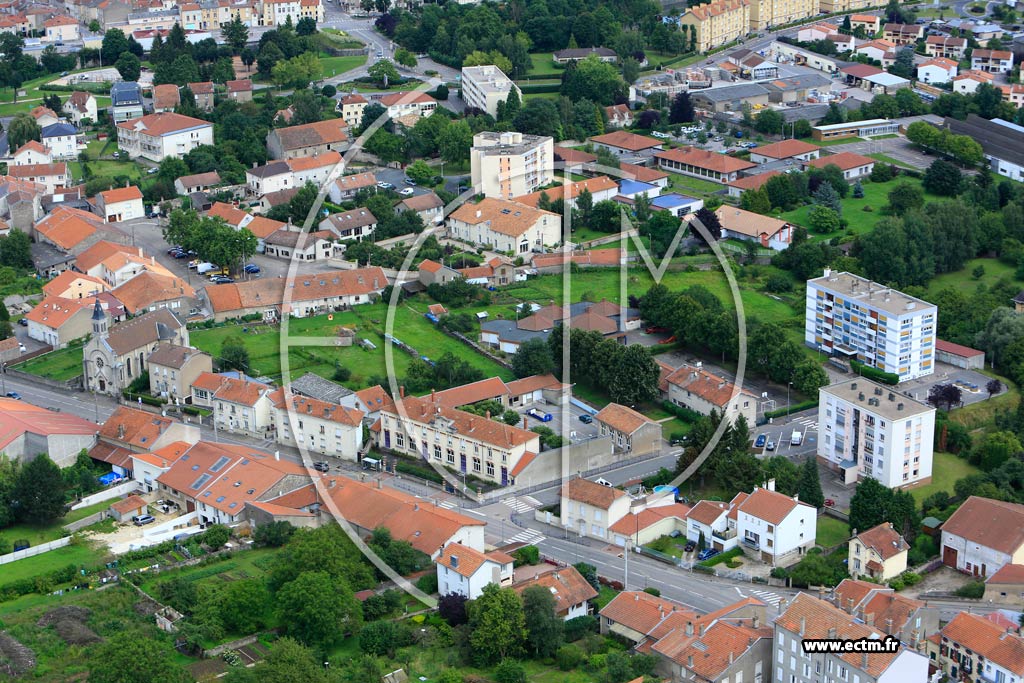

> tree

[
  {"left": 468, "top": 584, "right": 527, "bottom": 666},
  {"left": 926, "top": 383, "right": 964, "bottom": 411},
  {"left": 977, "top": 307, "right": 1024, "bottom": 370},
  {"left": 754, "top": 108, "right": 784, "bottom": 135},
  {"left": 522, "top": 584, "right": 563, "bottom": 658},
  {"left": 222, "top": 13, "right": 249, "bottom": 53},
  {"left": 797, "top": 456, "right": 825, "bottom": 509},
  {"left": 972, "top": 431, "right": 1023, "bottom": 471},
  {"left": 12, "top": 454, "right": 65, "bottom": 523},
  {"left": 497, "top": 87, "right": 521, "bottom": 123},
  {"left": 890, "top": 46, "right": 915, "bottom": 78},
  {"left": 560, "top": 54, "right": 626, "bottom": 105},
  {"left": 100, "top": 27, "right": 129, "bottom": 65},
  {"left": 223, "top": 638, "right": 329, "bottom": 683},
  {"left": 404, "top": 159, "right": 434, "bottom": 185},
  {"left": 494, "top": 660, "right": 527, "bottom": 683},
  {"left": 740, "top": 188, "right": 771, "bottom": 214},
  {"left": 748, "top": 323, "right": 802, "bottom": 384},
  {"left": 115, "top": 51, "right": 141, "bottom": 82},
  {"left": 607, "top": 344, "right": 660, "bottom": 405},
  {"left": 511, "top": 337, "right": 555, "bottom": 378},
  {"left": 792, "top": 359, "right": 828, "bottom": 396},
  {"left": 463, "top": 50, "right": 514, "bottom": 77},
  {"left": 394, "top": 47, "right": 417, "bottom": 68},
  {"left": 923, "top": 159, "right": 963, "bottom": 196},
  {"left": 849, "top": 477, "right": 889, "bottom": 534},
  {"left": 438, "top": 592, "right": 469, "bottom": 626},
  {"left": 276, "top": 571, "right": 361, "bottom": 649},
  {"left": 689, "top": 206, "right": 722, "bottom": 245},
  {"left": 219, "top": 578, "right": 269, "bottom": 634},
  {"left": 271, "top": 52, "right": 323, "bottom": 89},
  {"left": 439, "top": 119, "right": 472, "bottom": 164},
  {"left": 359, "top": 620, "right": 400, "bottom": 656},
  {"left": 808, "top": 205, "right": 841, "bottom": 234},
  {"left": 88, "top": 632, "right": 192, "bottom": 683},
  {"left": 0, "top": 229, "right": 33, "bottom": 270},
  {"left": 202, "top": 524, "right": 231, "bottom": 549},
  {"left": 240, "top": 47, "right": 256, "bottom": 72},
  {"left": 254, "top": 520, "right": 295, "bottom": 547},
  {"left": 852, "top": 181, "right": 864, "bottom": 199},
  {"left": 812, "top": 181, "right": 842, "bottom": 216},
  {"left": 220, "top": 335, "right": 250, "bottom": 372},
  {"left": 7, "top": 113, "right": 40, "bottom": 150},
  {"left": 257, "top": 42, "right": 285, "bottom": 76},
  {"left": 368, "top": 58, "right": 400, "bottom": 87},
  {"left": 887, "top": 182, "right": 925, "bottom": 215},
  {"left": 296, "top": 16, "right": 317, "bottom": 36},
  {"left": 514, "top": 99, "right": 561, "bottom": 138},
  {"left": 669, "top": 92, "right": 694, "bottom": 124},
  {"left": 573, "top": 562, "right": 599, "bottom": 591},
  {"left": 987, "top": 379, "right": 1004, "bottom": 397}
]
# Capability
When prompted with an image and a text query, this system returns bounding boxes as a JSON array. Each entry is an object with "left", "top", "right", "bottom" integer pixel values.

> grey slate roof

[
  {"left": 288, "top": 372, "right": 354, "bottom": 403},
  {"left": 692, "top": 83, "right": 771, "bottom": 102},
  {"left": 110, "top": 81, "right": 142, "bottom": 106}
]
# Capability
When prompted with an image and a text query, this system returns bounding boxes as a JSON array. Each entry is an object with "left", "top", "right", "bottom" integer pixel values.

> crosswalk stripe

[
  {"left": 506, "top": 529, "right": 545, "bottom": 545},
  {"left": 436, "top": 500, "right": 456, "bottom": 509},
  {"left": 750, "top": 589, "right": 783, "bottom": 606},
  {"left": 501, "top": 497, "right": 537, "bottom": 513},
  {"left": 522, "top": 495, "right": 542, "bottom": 507}
]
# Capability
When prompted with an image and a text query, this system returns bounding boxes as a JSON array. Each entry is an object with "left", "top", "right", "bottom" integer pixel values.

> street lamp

[{"left": 787, "top": 381, "right": 793, "bottom": 416}]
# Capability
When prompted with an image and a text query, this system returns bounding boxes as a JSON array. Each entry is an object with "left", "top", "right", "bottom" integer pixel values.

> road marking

[
  {"left": 506, "top": 528, "right": 545, "bottom": 545},
  {"left": 501, "top": 497, "right": 538, "bottom": 514},
  {"left": 750, "top": 589, "right": 784, "bottom": 607}
]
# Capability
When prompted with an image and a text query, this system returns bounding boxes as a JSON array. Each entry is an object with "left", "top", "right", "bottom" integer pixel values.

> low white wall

[
  {"left": 0, "top": 537, "right": 71, "bottom": 565},
  {"left": 71, "top": 481, "right": 141, "bottom": 510}
]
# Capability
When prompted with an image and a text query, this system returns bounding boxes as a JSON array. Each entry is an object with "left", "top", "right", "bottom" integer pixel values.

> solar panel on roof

[
  {"left": 209, "top": 455, "right": 230, "bottom": 473},
  {"left": 190, "top": 473, "right": 211, "bottom": 490}
]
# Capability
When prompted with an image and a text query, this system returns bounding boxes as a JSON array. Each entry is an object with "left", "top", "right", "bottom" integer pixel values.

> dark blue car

[
  {"left": 244, "top": 264, "right": 260, "bottom": 274},
  {"left": 697, "top": 548, "right": 719, "bottom": 561},
  {"left": 754, "top": 434, "right": 767, "bottom": 448}
]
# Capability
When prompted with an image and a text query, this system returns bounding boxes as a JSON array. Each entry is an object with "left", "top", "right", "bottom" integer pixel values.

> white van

[
  {"left": 791, "top": 431, "right": 803, "bottom": 446},
  {"left": 196, "top": 263, "right": 217, "bottom": 274}
]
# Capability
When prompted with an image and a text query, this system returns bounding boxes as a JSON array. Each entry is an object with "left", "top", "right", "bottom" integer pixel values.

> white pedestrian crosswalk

[
  {"left": 502, "top": 497, "right": 539, "bottom": 514},
  {"left": 506, "top": 528, "right": 546, "bottom": 545},
  {"left": 750, "top": 589, "right": 784, "bottom": 607},
  {"left": 436, "top": 499, "right": 457, "bottom": 510},
  {"left": 793, "top": 416, "right": 818, "bottom": 432}
]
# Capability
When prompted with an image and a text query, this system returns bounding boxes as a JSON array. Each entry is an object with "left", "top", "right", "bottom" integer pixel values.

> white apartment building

[
  {"left": 376, "top": 392, "right": 541, "bottom": 487},
  {"left": 274, "top": 394, "right": 364, "bottom": 459},
  {"left": 461, "top": 65, "right": 522, "bottom": 118},
  {"left": 470, "top": 131, "right": 554, "bottom": 200},
  {"left": 818, "top": 378, "right": 935, "bottom": 488},
  {"left": 116, "top": 113, "right": 214, "bottom": 162},
  {"left": 806, "top": 269, "right": 937, "bottom": 381}
]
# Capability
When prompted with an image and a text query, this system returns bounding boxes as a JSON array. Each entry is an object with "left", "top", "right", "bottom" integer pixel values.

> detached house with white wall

[
  {"left": 447, "top": 198, "right": 560, "bottom": 255},
  {"left": 560, "top": 476, "right": 632, "bottom": 540},
  {"left": 116, "top": 113, "right": 214, "bottom": 162},
  {"left": 940, "top": 495, "right": 1024, "bottom": 578},
  {"left": 436, "top": 543, "right": 514, "bottom": 599}
]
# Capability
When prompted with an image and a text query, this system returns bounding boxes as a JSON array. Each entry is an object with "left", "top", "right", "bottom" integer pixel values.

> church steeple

[{"left": 91, "top": 295, "right": 108, "bottom": 338}]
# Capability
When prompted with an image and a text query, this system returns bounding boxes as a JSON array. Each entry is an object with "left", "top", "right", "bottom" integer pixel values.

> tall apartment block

[
  {"left": 470, "top": 132, "right": 554, "bottom": 200},
  {"left": 805, "top": 269, "right": 937, "bottom": 381},
  {"left": 818, "top": 378, "right": 935, "bottom": 488},
  {"left": 461, "top": 65, "right": 522, "bottom": 118}
]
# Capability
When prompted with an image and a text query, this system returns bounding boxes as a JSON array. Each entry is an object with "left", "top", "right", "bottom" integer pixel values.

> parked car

[
  {"left": 133, "top": 514, "right": 156, "bottom": 526},
  {"left": 377, "top": 181, "right": 394, "bottom": 190},
  {"left": 684, "top": 541, "right": 697, "bottom": 553},
  {"left": 824, "top": 498, "right": 836, "bottom": 508},
  {"left": 651, "top": 131, "right": 670, "bottom": 139},
  {"left": 313, "top": 461, "right": 330, "bottom": 472},
  {"left": 404, "top": 177, "right": 416, "bottom": 185},
  {"left": 754, "top": 434, "right": 767, "bottom": 448},
  {"left": 697, "top": 548, "right": 719, "bottom": 561},
  {"left": 243, "top": 264, "right": 261, "bottom": 274},
  {"left": 765, "top": 440, "right": 776, "bottom": 451},
  {"left": 17, "top": 318, "right": 27, "bottom": 326},
  {"left": 5, "top": 392, "right": 21, "bottom": 400},
  {"left": 578, "top": 414, "right": 594, "bottom": 424},
  {"left": 196, "top": 262, "right": 217, "bottom": 274},
  {"left": 210, "top": 276, "right": 234, "bottom": 284},
  {"left": 398, "top": 187, "right": 415, "bottom": 197}
]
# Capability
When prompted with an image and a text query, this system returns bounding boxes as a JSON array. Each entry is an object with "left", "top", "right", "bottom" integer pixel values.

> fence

[
  {"left": 64, "top": 511, "right": 108, "bottom": 533},
  {"left": 0, "top": 538, "right": 71, "bottom": 565},
  {"left": 4, "top": 366, "right": 82, "bottom": 390},
  {"left": 71, "top": 481, "right": 140, "bottom": 510}
]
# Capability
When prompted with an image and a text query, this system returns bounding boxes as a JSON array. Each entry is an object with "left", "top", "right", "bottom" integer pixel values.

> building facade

[
  {"left": 470, "top": 131, "right": 554, "bottom": 200},
  {"left": 461, "top": 65, "right": 522, "bottom": 118}
]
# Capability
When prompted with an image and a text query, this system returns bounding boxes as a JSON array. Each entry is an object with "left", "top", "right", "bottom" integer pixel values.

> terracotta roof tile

[
  {"left": 941, "top": 611, "right": 1024, "bottom": 674},
  {"left": 600, "top": 591, "right": 697, "bottom": 636},
  {"left": 750, "top": 139, "right": 820, "bottom": 159},
  {"left": 513, "top": 566, "right": 597, "bottom": 615},
  {"left": 738, "top": 487, "right": 806, "bottom": 525},
  {"left": 686, "top": 500, "right": 730, "bottom": 526},
  {"left": 653, "top": 619, "right": 771, "bottom": 678},
  {"left": 429, "top": 377, "right": 510, "bottom": 408},
  {"left": 987, "top": 564, "right": 1024, "bottom": 584},
  {"left": 608, "top": 503, "right": 691, "bottom": 535},
  {"left": 110, "top": 272, "right": 194, "bottom": 314},
  {"left": 386, "top": 393, "right": 539, "bottom": 450},
  {"left": 561, "top": 477, "right": 626, "bottom": 509},
  {"left": 116, "top": 112, "right": 211, "bottom": 137},
  {"left": 206, "top": 267, "right": 387, "bottom": 315},
  {"left": 75, "top": 240, "right": 138, "bottom": 273},
  {"left": 42, "top": 270, "right": 106, "bottom": 298},
  {"left": 854, "top": 522, "right": 905, "bottom": 560},
  {"left": 665, "top": 364, "right": 755, "bottom": 409},
  {"left": 594, "top": 402, "right": 656, "bottom": 434},
  {"left": 715, "top": 205, "right": 789, "bottom": 239},
  {"left": 438, "top": 542, "right": 512, "bottom": 578},
  {"left": 448, "top": 198, "right": 557, "bottom": 238},
  {"left": 110, "top": 494, "right": 148, "bottom": 515},
  {"left": 590, "top": 131, "right": 663, "bottom": 152},
  {"left": 808, "top": 152, "right": 876, "bottom": 172},
  {"left": 99, "top": 185, "right": 143, "bottom": 205},
  {"left": 286, "top": 150, "right": 342, "bottom": 172},
  {"left": 942, "top": 496, "right": 1024, "bottom": 555},
  {"left": 25, "top": 295, "right": 89, "bottom": 328},
  {"left": 655, "top": 147, "right": 756, "bottom": 174},
  {"left": 273, "top": 119, "right": 349, "bottom": 151},
  {"left": 282, "top": 394, "right": 363, "bottom": 427},
  {"left": 514, "top": 176, "right": 619, "bottom": 208},
  {"left": 100, "top": 406, "right": 175, "bottom": 449},
  {"left": 152, "top": 84, "right": 180, "bottom": 110},
  {"left": 504, "top": 374, "right": 566, "bottom": 396}
]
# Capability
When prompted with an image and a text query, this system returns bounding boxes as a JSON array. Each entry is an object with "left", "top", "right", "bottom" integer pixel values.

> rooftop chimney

[
  {"left": 274, "top": 450, "right": 279, "bottom": 461},
  {"left": 729, "top": 652, "right": 734, "bottom": 665},
  {"left": 399, "top": 385, "right": 405, "bottom": 397},
  {"left": 686, "top": 621, "right": 694, "bottom": 636},
  {"left": 752, "top": 615, "right": 760, "bottom": 629},
  {"left": 828, "top": 627, "right": 837, "bottom": 639},
  {"left": 522, "top": 416, "right": 528, "bottom": 429},
  {"left": 861, "top": 652, "right": 869, "bottom": 670},
  {"left": 687, "top": 655, "right": 693, "bottom": 668},
  {"left": 847, "top": 598, "right": 855, "bottom": 614},
  {"left": 699, "top": 624, "right": 705, "bottom": 636},
  {"left": 865, "top": 612, "right": 875, "bottom": 626}
]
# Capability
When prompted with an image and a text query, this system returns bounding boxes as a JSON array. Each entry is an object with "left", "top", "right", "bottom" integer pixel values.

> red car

[
  {"left": 824, "top": 499, "right": 836, "bottom": 508},
  {"left": 645, "top": 326, "right": 669, "bottom": 334}
]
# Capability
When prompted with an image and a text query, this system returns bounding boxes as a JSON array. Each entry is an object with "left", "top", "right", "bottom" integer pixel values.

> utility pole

[{"left": 624, "top": 538, "right": 630, "bottom": 590}]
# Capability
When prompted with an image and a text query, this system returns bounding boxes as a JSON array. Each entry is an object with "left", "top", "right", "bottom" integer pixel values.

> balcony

[
  {"left": 742, "top": 537, "right": 760, "bottom": 550},
  {"left": 713, "top": 528, "right": 737, "bottom": 541}
]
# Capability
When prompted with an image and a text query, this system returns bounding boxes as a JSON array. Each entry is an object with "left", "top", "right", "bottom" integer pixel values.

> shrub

[
  {"left": 642, "top": 587, "right": 661, "bottom": 597},
  {"left": 564, "top": 615, "right": 598, "bottom": 642},
  {"left": 585, "top": 654, "right": 607, "bottom": 672},
  {"left": 556, "top": 644, "right": 584, "bottom": 671},
  {"left": 416, "top": 572, "right": 438, "bottom": 594},
  {"left": 493, "top": 660, "right": 527, "bottom": 683},
  {"left": 850, "top": 360, "right": 900, "bottom": 385},
  {"left": 765, "top": 273, "right": 793, "bottom": 293},
  {"left": 955, "top": 580, "right": 985, "bottom": 599},
  {"left": 512, "top": 545, "right": 540, "bottom": 566}
]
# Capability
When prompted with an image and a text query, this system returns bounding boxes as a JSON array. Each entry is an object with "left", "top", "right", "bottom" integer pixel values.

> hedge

[
  {"left": 122, "top": 391, "right": 166, "bottom": 407},
  {"left": 660, "top": 400, "right": 701, "bottom": 423},
  {"left": 850, "top": 360, "right": 900, "bottom": 386},
  {"left": 41, "top": 82, "right": 111, "bottom": 94},
  {"left": 517, "top": 82, "right": 561, "bottom": 94},
  {"left": 764, "top": 400, "right": 819, "bottom": 419}
]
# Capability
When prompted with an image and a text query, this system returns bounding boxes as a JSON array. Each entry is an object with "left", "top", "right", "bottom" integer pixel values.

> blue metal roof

[
  {"left": 618, "top": 179, "right": 657, "bottom": 195},
  {"left": 41, "top": 122, "right": 77, "bottom": 137},
  {"left": 652, "top": 193, "right": 698, "bottom": 209},
  {"left": 110, "top": 81, "right": 141, "bottom": 106}
]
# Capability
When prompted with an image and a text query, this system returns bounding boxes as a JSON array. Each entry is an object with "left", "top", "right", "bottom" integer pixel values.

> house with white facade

[
  {"left": 205, "top": 374, "right": 283, "bottom": 440},
  {"left": 972, "top": 48, "right": 1014, "bottom": 73},
  {"left": 436, "top": 543, "right": 514, "bottom": 599},
  {"left": 805, "top": 151, "right": 875, "bottom": 179},
  {"left": 273, "top": 393, "right": 364, "bottom": 458},
  {"left": 735, "top": 485, "right": 816, "bottom": 565},
  {"left": 513, "top": 566, "right": 598, "bottom": 620},
  {"left": 662, "top": 362, "right": 758, "bottom": 425},
  {"left": 116, "top": 112, "right": 214, "bottom": 162},
  {"left": 96, "top": 185, "right": 144, "bottom": 223},
  {"left": 716, "top": 205, "right": 794, "bottom": 251},
  {"left": 12, "top": 141, "right": 51, "bottom": 167},
  {"left": 41, "top": 122, "right": 78, "bottom": 160},
  {"left": 447, "top": 198, "right": 560, "bottom": 255},
  {"left": 560, "top": 476, "right": 632, "bottom": 540},
  {"left": 818, "top": 377, "right": 935, "bottom": 488},
  {"left": 917, "top": 57, "right": 958, "bottom": 84},
  {"left": 940, "top": 495, "right": 1024, "bottom": 578}
]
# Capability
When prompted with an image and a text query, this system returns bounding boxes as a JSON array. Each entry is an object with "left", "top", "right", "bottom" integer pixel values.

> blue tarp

[{"left": 98, "top": 472, "right": 122, "bottom": 486}]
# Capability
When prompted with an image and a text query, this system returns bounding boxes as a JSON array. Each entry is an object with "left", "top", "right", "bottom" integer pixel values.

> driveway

[{"left": 515, "top": 401, "right": 600, "bottom": 442}]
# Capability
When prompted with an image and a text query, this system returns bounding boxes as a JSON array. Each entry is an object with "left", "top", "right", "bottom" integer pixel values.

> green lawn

[
  {"left": 138, "top": 548, "right": 277, "bottom": 595},
  {"left": 15, "top": 345, "right": 85, "bottom": 382},
  {"left": 191, "top": 302, "right": 514, "bottom": 387},
  {"left": 523, "top": 92, "right": 559, "bottom": 102},
  {"left": 799, "top": 136, "right": 864, "bottom": 147},
  {"left": 924, "top": 257, "right": 1020, "bottom": 302},
  {"left": 816, "top": 515, "right": 850, "bottom": 548},
  {"left": 910, "top": 451, "right": 982, "bottom": 505},
  {"left": 868, "top": 153, "right": 915, "bottom": 169},
  {"left": 319, "top": 54, "right": 368, "bottom": 77},
  {"left": 0, "top": 500, "right": 114, "bottom": 548},
  {"left": 594, "top": 585, "right": 619, "bottom": 609},
  {"left": 528, "top": 52, "right": 563, "bottom": 76},
  {"left": 779, "top": 176, "right": 940, "bottom": 241},
  {"left": 0, "top": 541, "right": 108, "bottom": 585},
  {"left": 666, "top": 171, "right": 726, "bottom": 196}
]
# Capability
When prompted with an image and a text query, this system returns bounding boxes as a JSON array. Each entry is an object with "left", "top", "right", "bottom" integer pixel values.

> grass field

[
  {"left": 666, "top": 171, "right": 725, "bottom": 196},
  {"left": 319, "top": 54, "right": 368, "bottom": 77},
  {"left": 868, "top": 153, "right": 915, "bottom": 169},
  {"left": 0, "top": 501, "right": 113, "bottom": 549},
  {"left": 528, "top": 53, "right": 563, "bottom": 76},
  {"left": 191, "top": 301, "right": 515, "bottom": 387},
  {"left": 0, "top": 541, "right": 107, "bottom": 585},
  {"left": 16, "top": 345, "right": 86, "bottom": 382},
  {"left": 910, "top": 451, "right": 981, "bottom": 505},
  {"left": 779, "top": 176, "right": 940, "bottom": 241},
  {"left": 799, "top": 136, "right": 864, "bottom": 147},
  {"left": 924, "top": 257, "right": 1020, "bottom": 301},
  {"left": 816, "top": 515, "right": 850, "bottom": 547}
]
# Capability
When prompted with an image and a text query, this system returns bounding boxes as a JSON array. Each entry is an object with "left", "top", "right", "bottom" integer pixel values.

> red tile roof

[
  {"left": 941, "top": 611, "right": 1024, "bottom": 675},
  {"left": 99, "top": 185, "right": 143, "bottom": 205},
  {"left": 599, "top": 590, "right": 697, "bottom": 636},
  {"left": 99, "top": 406, "right": 175, "bottom": 449},
  {"left": 513, "top": 566, "right": 597, "bottom": 615},
  {"left": 590, "top": 131, "right": 663, "bottom": 152},
  {"left": 116, "top": 112, "right": 211, "bottom": 137},
  {"left": 608, "top": 502, "right": 691, "bottom": 535},
  {"left": 428, "top": 377, "right": 510, "bottom": 408},
  {"left": 25, "top": 295, "right": 89, "bottom": 329},
  {"left": 942, "top": 496, "right": 1024, "bottom": 554},
  {"left": 594, "top": 402, "right": 657, "bottom": 435},
  {"left": 686, "top": 500, "right": 730, "bottom": 526},
  {"left": 110, "top": 494, "right": 148, "bottom": 515},
  {"left": 807, "top": 152, "right": 876, "bottom": 172},
  {"left": 935, "top": 338, "right": 984, "bottom": 358},
  {"left": 750, "top": 139, "right": 820, "bottom": 159},
  {"left": 726, "top": 170, "right": 781, "bottom": 191},
  {"left": 987, "top": 563, "right": 1024, "bottom": 584},
  {"left": 386, "top": 393, "right": 539, "bottom": 450},
  {"left": 0, "top": 398, "right": 97, "bottom": 451},
  {"left": 438, "top": 542, "right": 512, "bottom": 578},
  {"left": 855, "top": 522, "right": 905, "bottom": 560},
  {"left": 738, "top": 487, "right": 806, "bottom": 525},
  {"left": 655, "top": 146, "right": 756, "bottom": 174},
  {"left": 561, "top": 477, "right": 626, "bottom": 509}
]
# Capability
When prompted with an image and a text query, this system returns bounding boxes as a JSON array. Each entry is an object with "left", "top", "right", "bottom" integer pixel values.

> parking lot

[{"left": 517, "top": 401, "right": 600, "bottom": 442}]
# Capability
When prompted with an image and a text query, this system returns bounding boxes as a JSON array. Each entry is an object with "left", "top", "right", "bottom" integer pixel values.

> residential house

[
  {"left": 225, "top": 79, "right": 252, "bottom": 103},
  {"left": 319, "top": 207, "right": 377, "bottom": 243},
  {"left": 917, "top": 57, "right": 958, "bottom": 84},
  {"left": 972, "top": 48, "right": 1014, "bottom": 73},
  {"left": 12, "top": 141, "right": 51, "bottom": 167},
  {"left": 174, "top": 171, "right": 220, "bottom": 195},
  {"left": 748, "top": 139, "right": 821, "bottom": 163},
  {"left": 817, "top": 377, "right": 936, "bottom": 488},
  {"left": 553, "top": 47, "right": 618, "bottom": 64},
  {"left": 928, "top": 611, "right": 1024, "bottom": 683},
  {"left": 593, "top": 402, "right": 662, "bottom": 456},
  {"left": 470, "top": 131, "right": 554, "bottom": 199},
  {"left": 849, "top": 522, "right": 908, "bottom": 580},
  {"left": 940, "top": 495, "right": 1024, "bottom": 577},
  {"left": 735, "top": 485, "right": 816, "bottom": 564},
  {"left": 108, "top": 494, "right": 148, "bottom": 522},
  {"left": 513, "top": 566, "right": 597, "bottom": 620},
  {"left": 1001, "top": 84, "right": 1024, "bottom": 108},
  {"left": 109, "top": 81, "right": 143, "bottom": 122},
  {"left": 399, "top": 191, "right": 444, "bottom": 224},
  {"left": 328, "top": 171, "right": 377, "bottom": 203},
  {"left": 663, "top": 363, "right": 758, "bottom": 425},
  {"left": 82, "top": 305, "right": 189, "bottom": 396},
  {"left": 589, "top": 131, "right": 663, "bottom": 158},
  {"left": 208, "top": 376, "right": 282, "bottom": 439},
  {"left": 983, "top": 564, "right": 1024, "bottom": 606},
  {"left": 725, "top": 170, "right": 781, "bottom": 198},
  {"left": 263, "top": 228, "right": 335, "bottom": 262},
  {"left": 608, "top": 500, "right": 692, "bottom": 547},
  {"left": 832, "top": 579, "right": 938, "bottom": 647},
  {"left": 41, "top": 122, "right": 78, "bottom": 160},
  {"left": 560, "top": 476, "right": 632, "bottom": 540},
  {"left": 152, "top": 84, "right": 180, "bottom": 113},
  {"left": 147, "top": 344, "right": 213, "bottom": 404},
  {"left": 598, "top": 590, "right": 698, "bottom": 646},
  {"left": 42, "top": 270, "right": 107, "bottom": 300},
  {"left": 457, "top": 257, "right": 517, "bottom": 288},
  {"left": 805, "top": 151, "right": 875, "bottom": 179},
  {"left": 436, "top": 543, "right": 515, "bottom": 599},
  {"left": 953, "top": 69, "right": 996, "bottom": 94},
  {"left": 374, "top": 91, "right": 437, "bottom": 124},
  {"left": 620, "top": 163, "right": 670, "bottom": 187},
  {"left": 925, "top": 35, "right": 967, "bottom": 59},
  {"left": 716, "top": 205, "right": 794, "bottom": 251},
  {"left": 204, "top": 267, "right": 387, "bottom": 322},
  {"left": 375, "top": 390, "right": 541, "bottom": 486},
  {"left": 266, "top": 119, "right": 349, "bottom": 160},
  {"left": 116, "top": 113, "right": 214, "bottom": 162},
  {"left": 94, "top": 406, "right": 198, "bottom": 474},
  {"left": 513, "top": 176, "right": 619, "bottom": 210},
  {"left": 30, "top": 107, "right": 60, "bottom": 129},
  {"left": 679, "top": 0, "right": 751, "bottom": 53},
  {"left": 604, "top": 104, "right": 633, "bottom": 128},
  {"left": 10, "top": 162, "right": 68, "bottom": 195},
  {"left": 274, "top": 392, "right": 364, "bottom": 457},
  {"left": 446, "top": 198, "right": 560, "bottom": 255},
  {"left": 882, "top": 23, "right": 923, "bottom": 45},
  {"left": 684, "top": 499, "right": 734, "bottom": 549},
  {"left": 417, "top": 259, "right": 460, "bottom": 287},
  {"left": 95, "top": 185, "right": 144, "bottom": 222},
  {"left": 655, "top": 146, "right": 755, "bottom": 184},
  {"left": 856, "top": 39, "right": 897, "bottom": 63},
  {"left": 43, "top": 15, "right": 78, "bottom": 42},
  {"left": 111, "top": 271, "right": 196, "bottom": 315},
  {"left": 338, "top": 93, "right": 367, "bottom": 127},
  {"left": 24, "top": 296, "right": 91, "bottom": 348},
  {"left": 189, "top": 81, "right": 215, "bottom": 111},
  {"left": 850, "top": 14, "right": 881, "bottom": 34},
  {"left": 775, "top": 594, "right": 929, "bottom": 683},
  {"left": 461, "top": 65, "right": 522, "bottom": 118},
  {"left": 0, "top": 398, "right": 98, "bottom": 467},
  {"left": 74, "top": 241, "right": 171, "bottom": 287}
]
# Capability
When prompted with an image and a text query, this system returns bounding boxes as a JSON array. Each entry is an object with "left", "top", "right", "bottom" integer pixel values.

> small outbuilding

[{"left": 109, "top": 494, "right": 148, "bottom": 522}]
